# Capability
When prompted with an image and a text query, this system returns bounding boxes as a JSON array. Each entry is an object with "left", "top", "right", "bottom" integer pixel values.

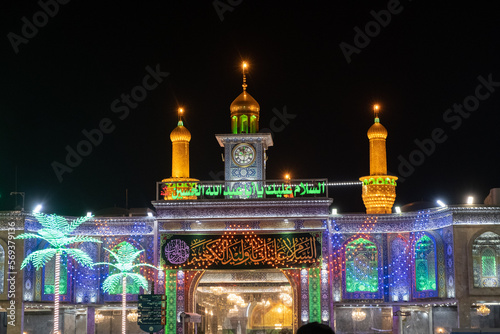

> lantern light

[
  {"left": 477, "top": 304, "right": 490, "bottom": 316},
  {"left": 352, "top": 308, "right": 366, "bottom": 321},
  {"left": 127, "top": 311, "right": 139, "bottom": 322}
]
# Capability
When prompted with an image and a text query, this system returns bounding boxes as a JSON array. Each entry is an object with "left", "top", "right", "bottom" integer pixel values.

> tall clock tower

[{"left": 215, "top": 62, "right": 273, "bottom": 193}]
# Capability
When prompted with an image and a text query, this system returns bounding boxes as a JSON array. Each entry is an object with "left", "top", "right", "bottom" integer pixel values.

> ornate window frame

[{"left": 342, "top": 235, "right": 383, "bottom": 300}]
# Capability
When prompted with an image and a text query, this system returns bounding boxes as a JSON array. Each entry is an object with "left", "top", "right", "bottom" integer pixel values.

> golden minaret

[
  {"left": 359, "top": 104, "right": 398, "bottom": 214},
  {"left": 230, "top": 62, "right": 260, "bottom": 134},
  {"left": 162, "top": 108, "right": 198, "bottom": 200}
]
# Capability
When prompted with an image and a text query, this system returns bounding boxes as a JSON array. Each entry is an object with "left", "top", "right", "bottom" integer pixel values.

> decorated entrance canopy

[
  {"left": 161, "top": 232, "right": 322, "bottom": 270},
  {"left": 157, "top": 179, "right": 328, "bottom": 200}
]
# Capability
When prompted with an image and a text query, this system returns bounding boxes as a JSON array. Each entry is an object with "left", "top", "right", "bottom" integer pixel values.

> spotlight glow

[
  {"left": 33, "top": 204, "right": 42, "bottom": 213},
  {"left": 437, "top": 200, "right": 446, "bottom": 207},
  {"left": 467, "top": 196, "right": 474, "bottom": 205}
]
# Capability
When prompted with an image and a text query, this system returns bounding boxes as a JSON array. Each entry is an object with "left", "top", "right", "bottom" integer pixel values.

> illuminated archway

[
  {"left": 414, "top": 235, "right": 437, "bottom": 292},
  {"left": 345, "top": 237, "right": 379, "bottom": 293},
  {"left": 194, "top": 269, "right": 293, "bottom": 334}
]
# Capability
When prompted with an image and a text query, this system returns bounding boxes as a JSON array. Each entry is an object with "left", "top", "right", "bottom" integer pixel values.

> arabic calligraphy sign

[
  {"left": 157, "top": 179, "right": 328, "bottom": 200},
  {"left": 160, "top": 233, "right": 322, "bottom": 270}
]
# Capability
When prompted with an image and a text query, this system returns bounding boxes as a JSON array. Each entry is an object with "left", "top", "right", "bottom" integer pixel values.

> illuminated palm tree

[
  {"left": 94, "top": 242, "right": 157, "bottom": 334},
  {"left": 16, "top": 213, "right": 101, "bottom": 334}
]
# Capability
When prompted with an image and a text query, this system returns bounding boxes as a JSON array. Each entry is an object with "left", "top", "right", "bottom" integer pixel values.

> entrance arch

[{"left": 191, "top": 269, "right": 296, "bottom": 334}]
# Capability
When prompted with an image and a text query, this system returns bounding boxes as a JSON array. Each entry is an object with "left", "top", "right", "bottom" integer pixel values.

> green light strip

[
  {"left": 309, "top": 267, "right": 321, "bottom": 323},
  {"left": 165, "top": 270, "right": 177, "bottom": 334}
]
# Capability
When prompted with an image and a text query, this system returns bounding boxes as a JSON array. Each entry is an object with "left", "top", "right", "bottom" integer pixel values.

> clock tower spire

[
  {"left": 216, "top": 61, "right": 273, "bottom": 190},
  {"left": 230, "top": 62, "right": 260, "bottom": 134}
]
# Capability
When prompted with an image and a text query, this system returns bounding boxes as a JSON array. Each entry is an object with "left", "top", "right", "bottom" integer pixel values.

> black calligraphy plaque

[
  {"left": 138, "top": 294, "right": 166, "bottom": 332},
  {"left": 161, "top": 232, "right": 322, "bottom": 269}
]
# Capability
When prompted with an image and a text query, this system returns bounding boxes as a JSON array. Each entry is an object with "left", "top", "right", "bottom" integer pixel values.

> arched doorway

[{"left": 195, "top": 269, "right": 293, "bottom": 334}]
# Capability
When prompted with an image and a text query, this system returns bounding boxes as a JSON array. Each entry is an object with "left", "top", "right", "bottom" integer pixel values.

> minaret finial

[
  {"left": 373, "top": 104, "right": 380, "bottom": 122},
  {"left": 242, "top": 61, "right": 248, "bottom": 91},
  {"left": 178, "top": 107, "right": 184, "bottom": 125}
]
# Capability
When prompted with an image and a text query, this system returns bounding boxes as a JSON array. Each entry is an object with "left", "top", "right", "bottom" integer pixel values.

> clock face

[{"left": 232, "top": 143, "right": 256, "bottom": 167}]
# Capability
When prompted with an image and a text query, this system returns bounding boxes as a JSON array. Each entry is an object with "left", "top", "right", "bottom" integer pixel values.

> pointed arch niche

[
  {"left": 413, "top": 234, "right": 437, "bottom": 296},
  {"left": 342, "top": 236, "right": 383, "bottom": 299},
  {"left": 472, "top": 231, "right": 500, "bottom": 288}
]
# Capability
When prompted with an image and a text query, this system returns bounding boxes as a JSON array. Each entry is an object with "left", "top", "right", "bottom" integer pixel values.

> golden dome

[
  {"left": 367, "top": 119, "right": 387, "bottom": 139},
  {"left": 170, "top": 121, "right": 191, "bottom": 142},
  {"left": 230, "top": 91, "right": 260, "bottom": 116}
]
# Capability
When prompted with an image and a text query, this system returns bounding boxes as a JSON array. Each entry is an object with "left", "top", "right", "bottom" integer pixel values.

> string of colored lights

[
  {"left": 330, "top": 210, "right": 439, "bottom": 302},
  {"left": 69, "top": 219, "right": 158, "bottom": 307},
  {"left": 162, "top": 224, "right": 320, "bottom": 271},
  {"left": 122, "top": 276, "right": 126, "bottom": 334},
  {"left": 54, "top": 251, "right": 60, "bottom": 334},
  {"left": 69, "top": 210, "right": 438, "bottom": 330}
]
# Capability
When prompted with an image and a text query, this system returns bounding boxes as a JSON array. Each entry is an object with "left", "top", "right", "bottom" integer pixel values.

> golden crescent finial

[
  {"left": 178, "top": 107, "right": 184, "bottom": 122},
  {"left": 242, "top": 62, "right": 248, "bottom": 91},
  {"left": 373, "top": 104, "right": 380, "bottom": 120}
]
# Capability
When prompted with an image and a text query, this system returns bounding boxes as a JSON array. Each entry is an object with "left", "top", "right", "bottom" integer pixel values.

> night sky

[{"left": 1, "top": 1, "right": 499, "bottom": 215}]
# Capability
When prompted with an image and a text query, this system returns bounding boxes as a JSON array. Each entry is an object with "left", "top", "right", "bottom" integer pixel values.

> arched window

[
  {"left": 473, "top": 232, "right": 500, "bottom": 287},
  {"left": 0, "top": 244, "right": 5, "bottom": 294},
  {"left": 240, "top": 115, "right": 248, "bottom": 133},
  {"left": 250, "top": 115, "right": 257, "bottom": 133},
  {"left": 345, "top": 238, "right": 378, "bottom": 293},
  {"left": 231, "top": 116, "right": 238, "bottom": 134},
  {"left": 414, "top": 235, "right": 436, "bottom": 292}
]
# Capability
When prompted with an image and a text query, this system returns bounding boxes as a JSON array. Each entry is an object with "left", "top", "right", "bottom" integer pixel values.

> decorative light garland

[
  {"left": 328, "top": 210, "right": 445, "bottom": 305},
  {"left": 54, "top": 252, "right": 60, "bottom": 334}
]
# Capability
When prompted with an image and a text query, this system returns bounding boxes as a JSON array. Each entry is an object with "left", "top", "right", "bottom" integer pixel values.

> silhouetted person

[{"left": 297, "top": 322, "right": 335, "bottom": 334}]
